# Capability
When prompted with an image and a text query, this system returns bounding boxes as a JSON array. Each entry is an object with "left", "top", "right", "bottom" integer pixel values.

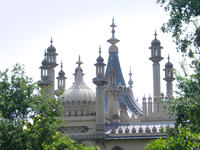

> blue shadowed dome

[{"left": 47, "top": 45, "right": 56, "bottom": 53}]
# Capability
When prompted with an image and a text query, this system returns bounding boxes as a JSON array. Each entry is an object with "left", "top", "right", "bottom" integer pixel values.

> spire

[
  {"left": 107, "top": 18, "right": 120, "bottom": 46},
  {"left": 76, "top": 55, "right": 83, "bottom": 67},
  {"left": 154, "top": 30, "right": 157, "bottom": 39},
  {"left": 111, "top": 17, "right": 116, "bottom": 39},
  {"left": 167, "top": 55, "right": 170, "bottom": 62},
  {"left": 61, "top": 61, "right": 63, "bottom": 70},
  {"left": 50, "top": 37, "right": 53, "bottom": 45},
  {"left": 128, "top": 67, "right": 133, "bottom": 87},
  {"left": 99, "top": 45, "right": 101, "bottom": 56}
]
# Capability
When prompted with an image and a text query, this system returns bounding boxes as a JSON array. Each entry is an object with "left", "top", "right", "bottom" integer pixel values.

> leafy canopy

[{"left": 0, "top": 64, "right": 96, "bottom": 150}]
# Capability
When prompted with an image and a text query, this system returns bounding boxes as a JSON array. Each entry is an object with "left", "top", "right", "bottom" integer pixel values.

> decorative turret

[
  {"left": 93, "top": 47, "right": 108, "bottom": 133},
  {"left": 164, "top": 56, "right": 175, "bottom": 98},
  {"left": 56, "top": 61, "right": 67, "bottom": 91},
  {"left": 149, "top": 31, "right": 163, "bottom": 113},
  {"left": 38, "top": 38, "right": 58, "bottom": 97},
  {"left": 38, "top": 50, "right": 52, "bottom": 87},
  {"left": 149, "top": 31, "right": 163, "bottom": 63},
  {"left": 46, "top": 38, "right": 58, "bottom": 68}
]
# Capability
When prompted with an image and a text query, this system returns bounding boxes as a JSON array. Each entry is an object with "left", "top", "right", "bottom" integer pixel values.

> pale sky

[{"left": 0, "top": 0, "right": 182, "bottom": 103}]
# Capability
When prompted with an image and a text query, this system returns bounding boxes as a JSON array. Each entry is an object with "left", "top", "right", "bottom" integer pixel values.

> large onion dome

[{"left": 62, "top": 56, "right": 96, "bottom": 106}]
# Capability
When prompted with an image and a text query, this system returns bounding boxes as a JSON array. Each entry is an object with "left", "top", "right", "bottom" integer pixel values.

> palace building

[{"left": 38, "top": 19, "right": 175, "bottom": 150}]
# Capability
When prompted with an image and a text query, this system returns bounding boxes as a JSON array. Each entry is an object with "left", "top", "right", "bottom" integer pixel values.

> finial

[
  {"left": 129, "top": 66, "right": 132, "bottom": 76},
  {"left": 50, "top": 37, "right": 53, "bottom": 45},
  {"left": 99, "top": 45, "right": 101, "bottom": 56},
  {"left": 167, "top": 55, "right": 170, "bottom": 62},
  {"left": 128, "top": 66, "right": 133, "bottom": 87},
  {"left": 110, "top": 17, "right": 116, "bottom": 39},
  {"left": 76, "top": 55, "right": 83, "bottom": 67},
  {"left": 61, "top": 61, "right": 63, "bottom": 70},
  {"left": 154, "top": 30, "right": 157, "bottom": 39}
]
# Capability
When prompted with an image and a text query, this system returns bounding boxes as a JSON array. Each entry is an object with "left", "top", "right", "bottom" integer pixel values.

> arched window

[{"left": 112, "top": 146, "right": 123, "bottom": 150}]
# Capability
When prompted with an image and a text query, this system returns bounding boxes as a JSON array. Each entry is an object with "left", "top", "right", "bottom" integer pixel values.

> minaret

[
  {"left": 149, "top": 31, "right": 163, "bottom": 113},
  {"left": 93, "top": 46, "right": 108, "bottom": 133},
  {"left": 56, "top": 61, "right": 67, "bottom": 91},
  {"left": 45, "top": 38, "right": 58, "bottom": 96},
  {"left": 163, "top": 56, "right": 175, "bottom": 98},
  {"left": 38, "top": 50, "right": 52, "bottom": 94}
]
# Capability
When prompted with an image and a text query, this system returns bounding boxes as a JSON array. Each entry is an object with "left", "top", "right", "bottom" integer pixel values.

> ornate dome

[
  {"left": 42, "top": 58, "right": 48, "bottom": 66},
  {"left": 62, "top": 56, "right": 96, "bottom": 104},
  {"left": 47, "top": 38, "right": 56, "bottom": 53},
  {"left": 151, "top": 31, "right": 161, "bottom": 46},
  {"left": 151, "top": 38, "right": 160, "bottom": 45},
  {"left": 63, "top": 82, "right": 95, "bottom": 103},
  {"left": 165, "top": 56, "right": 173, "bottom": 68},
  {"left": 47, "top": 45, "right": 56, "bottom": 53}
]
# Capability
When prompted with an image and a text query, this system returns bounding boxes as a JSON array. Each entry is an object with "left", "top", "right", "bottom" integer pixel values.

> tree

[
  {"left": 145, "top": 128, "right": 200, "bottom": 150},
  {"left": 155, "top": 0, "right": 200, "bottom": 133},
  {"left": 156, "top": 0, "right": 200, "bottom": 58},
  {"left": 0, "top": 64, "right": 95, "bottom": 150},
  {"left": 145, "top": 1, "right": 200, "bottom": 149}
]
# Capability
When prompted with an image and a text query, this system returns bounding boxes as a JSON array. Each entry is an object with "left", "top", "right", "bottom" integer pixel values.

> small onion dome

[
  {"left": 165, "top": 56, "right": 173, "bottom": 68},
  {"left": 47, "top": 45, "right": 56, "bottom": 53},
  {"left": 151, "top": 38, "right": 161, "bottom": 45},
  {"left": 151, "top": 31, "right": 161, "bottom": 46},
  {"left": 58, "top": 62, "right": 65, "bottom": 77},
  {"left": 75, "top": 66, "right": 83, "bottom": 74},
  {"left": 58, "top": 69, "right": 65, "bottom": 77},
  {"left": 42, "top": 58, "right": 48, "bottom": 66},
  {"left": 97, "top": 55, "right": 104, "bottom": 63},
  {"left": 96, "top": 46, "right": 104, "bottom": 63},
  {"left": 47, "top": 38, "right": 56, "bottom": 53}
]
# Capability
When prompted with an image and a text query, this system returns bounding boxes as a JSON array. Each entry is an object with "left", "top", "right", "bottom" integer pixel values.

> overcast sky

[{"left": 0, "top": 0, "right": 182, "bottom": 103}]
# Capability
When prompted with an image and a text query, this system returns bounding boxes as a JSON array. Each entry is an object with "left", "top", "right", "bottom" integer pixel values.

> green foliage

[
  {"left": 145, "top": 128, "right": 200, "bottom": 150},
  {"left": 156, "top": 0, "right": 200, "bottom": 57},
  {"left": 43, "top": 134, "right": 98, "bottom": 150},
  {"left": 0, "top": 64, "right": 93, "bottom": 150}
]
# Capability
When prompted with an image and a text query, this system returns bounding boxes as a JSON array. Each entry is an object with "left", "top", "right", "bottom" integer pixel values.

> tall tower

[
  {"left": 38, "top": 38, "right": 58, "bottom": 97},
  {"left": 163, "top": 56, "right": 175, "bottom": 98},
  {"left": 56, "top": 61, "right": 67, "bottom": 91},
  {"left": 149, "top": 31, "right": 163, "bottom": 113},
  {"left": 93, "top": 46, "right": 108, "bottom": 133},
  {"left": 45, "top": 38, "right": 58, "bottom": 96}
]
